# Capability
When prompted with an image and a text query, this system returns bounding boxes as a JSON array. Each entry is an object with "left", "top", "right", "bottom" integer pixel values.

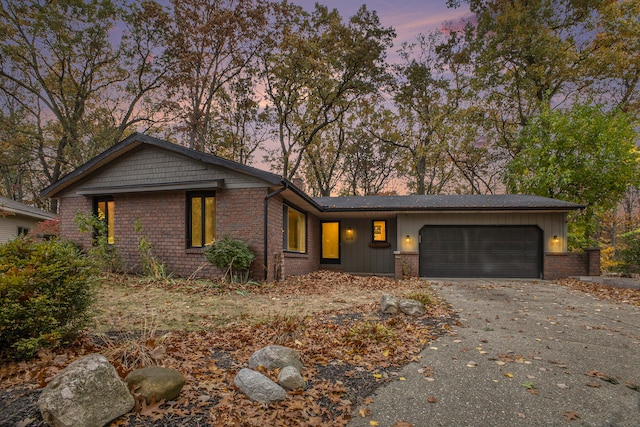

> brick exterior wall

[
  {"left": 543, "top": 249, "right": 601, "bottom": 280},
  {"left": 281, "top": 213, "right": 320, "bottom": 279},
  {"left": 57, "top": 188, "right": 321, "bottom": 281},
  {"left": 394, "top": 252, "right": 419, "bottom": 279},
  {"left": 58, "top": 195, "right": 93, "bottom": 248}
]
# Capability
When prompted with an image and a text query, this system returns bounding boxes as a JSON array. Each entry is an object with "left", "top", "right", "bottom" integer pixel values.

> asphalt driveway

[{"left": 350, "top": 279, "right": 640, "bottom": 427}]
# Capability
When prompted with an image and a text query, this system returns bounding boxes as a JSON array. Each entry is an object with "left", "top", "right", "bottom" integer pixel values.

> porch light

[
  {"left": 345, "top": 227, "right": 354, "bottom": 241},
  {"left": 405, "top": 235, "right": 411, "bottom": 242},
  {"left": 553, "top": 235, "right": 559, "bottom": 243}
]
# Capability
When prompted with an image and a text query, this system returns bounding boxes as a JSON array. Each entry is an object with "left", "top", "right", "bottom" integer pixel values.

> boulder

[
  {"left": 125, "top": 367, "right": 185, "bottom": 404},
  {"left": 38, "top": 353, "right": 134, "bottom": 427},
  {"left": 399, "top": 299, "right": 426, "bottom": 316},
  {"left": 277, "top": 366, "right": 305, "bottom": 391},
  {"left": 248, "top": 345, "right": 303, "bottom": 372},
  {"left": 380, "top": 294, "right": 399, "bottom": 314},
  {"left": 234, "top": 368, "right": 286, "bottom": 402}
]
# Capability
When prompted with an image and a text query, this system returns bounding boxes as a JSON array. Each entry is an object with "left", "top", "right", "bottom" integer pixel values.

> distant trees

[{"left": 0, "top": 0, "right": 638, "bottom": 229}]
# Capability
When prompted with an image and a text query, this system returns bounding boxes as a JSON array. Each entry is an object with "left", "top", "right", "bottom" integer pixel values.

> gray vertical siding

[
  {"left": 340, "top": 217, "right": 397, "bottom": 275},
  {"left": 397, "top": 212, "right": 567, "bottom": 253}
]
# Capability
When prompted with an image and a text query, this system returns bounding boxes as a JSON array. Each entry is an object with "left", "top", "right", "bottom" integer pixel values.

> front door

[{"left": 321, "top": 221, "right": 340, "bottom": 264}]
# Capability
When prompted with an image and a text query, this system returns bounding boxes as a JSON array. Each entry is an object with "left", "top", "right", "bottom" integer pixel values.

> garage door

[{"left": 419, "top": 225, "right": 542, "bottom": 278}]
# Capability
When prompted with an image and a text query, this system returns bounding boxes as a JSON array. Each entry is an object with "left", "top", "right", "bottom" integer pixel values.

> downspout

[{"left": 264, "top": 184, "right": 288, "bottom": 280}]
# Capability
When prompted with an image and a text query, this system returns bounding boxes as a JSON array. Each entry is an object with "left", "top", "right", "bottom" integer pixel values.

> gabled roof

[
  {"left": 314, "top": 194, "right": 584, "bottom": 212},
  {"left": 40, "top": 133, "right": 583, "bottom": 213},
  {"left": 0, "top": 196, "right": 58, "bottom": 220},
  {"left": 41, "top": 133, "right": 288, "bottom": 198}
]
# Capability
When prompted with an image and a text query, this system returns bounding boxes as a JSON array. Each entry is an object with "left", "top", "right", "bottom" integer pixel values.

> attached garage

[{"left": 419, "top": 225, "right": 543, "bottom": 278}]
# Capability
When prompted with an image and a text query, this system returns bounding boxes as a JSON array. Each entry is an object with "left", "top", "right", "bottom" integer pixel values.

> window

[
  {"left": 95, "top": 197, "right": 115, "bottom": 244},
  {"left": 284, "top": 205, "right": 306, "bottom": 253},
  {"left": 188, "top": 193, "right": 216, "bottom": 248},
  {"left": 321, "top": 221, "right": 340, "bottom": 263},
  {"left": 17, "top": 227, "right": 29, "bottom": 236},
  {"left": 372, "top": 220, "right": 387, "bottom": 242}
]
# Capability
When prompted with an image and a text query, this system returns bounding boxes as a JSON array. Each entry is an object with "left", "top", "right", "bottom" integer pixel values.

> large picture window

[
  {"left": 188, "top": 193, "right": 216, "bottom": 248},
  {"left": 284, "top": 205, "right": 306, "bottom": 253},
  {"left": 94, "top": 197, "right": 115, "bottom": 244}
]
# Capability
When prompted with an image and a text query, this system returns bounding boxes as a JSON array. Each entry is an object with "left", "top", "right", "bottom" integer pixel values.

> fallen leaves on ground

[
  {"left": 0, "top": 271, "right": 457, "bottom": 426},
  {"left": 563, "top": 411, "right": 580, "bottom": 421},
  {"left": 558, "top": 279, "right": 640, "bottom": 306}
]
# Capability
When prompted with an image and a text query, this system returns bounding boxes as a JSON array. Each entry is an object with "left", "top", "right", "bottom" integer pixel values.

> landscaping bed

[{"left": 0, "top": 271, "right": 457, "bottom": 426}]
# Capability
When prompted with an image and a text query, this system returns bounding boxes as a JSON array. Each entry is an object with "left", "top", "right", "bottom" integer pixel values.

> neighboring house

[
  {"left": 0, "top": 196, "right": 58, "bottom": 243},
  {"left": 40, "top": 133, "right": 598, "bottom": 281}
]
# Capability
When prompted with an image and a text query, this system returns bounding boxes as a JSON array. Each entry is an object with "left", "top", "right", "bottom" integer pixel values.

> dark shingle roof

[
  {"left": 314, "top": 194, "right": 583, "bottom": 211},
  {"left": 0, "top": 196, "right": 58, "bottom": 220}
]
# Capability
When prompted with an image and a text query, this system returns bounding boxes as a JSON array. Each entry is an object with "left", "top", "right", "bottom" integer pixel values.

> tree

[
  {"left": 261, "top": 4, "right": 395, "bottom": 180},
  {"left": 446, "top": 0, "right": 605, "bottom": 157},
  {"left": 0, "top": 0, "right": 172, "bottom": 210},
  {"left": 380, "top": 32, "right": 466, "bottom": 195},
  {"left": 165, "top": 0, "right": 271, "bottom": 152},
  {"left": 504, "top": 103, "right": 640, "bottom": 247}
]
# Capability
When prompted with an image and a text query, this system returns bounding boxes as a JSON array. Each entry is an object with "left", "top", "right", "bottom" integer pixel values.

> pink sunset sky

[{"left": 293, "top": 0, "right": 473, "bottom": 50}]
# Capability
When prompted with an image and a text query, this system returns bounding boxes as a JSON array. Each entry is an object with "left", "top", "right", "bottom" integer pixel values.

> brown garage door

[{"left": 419, "top": 225, "right": 542, "bottom": 278}]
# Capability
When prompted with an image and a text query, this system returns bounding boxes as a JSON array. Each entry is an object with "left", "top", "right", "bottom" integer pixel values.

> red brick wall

[
  {"left": 57, "top": 188, "right": 321, "bottom": 281},
  {"left": 544, "top": 249, "right": 601, "bottom": 280},
  {"left": 58, "top": 195, "right": 93, "bottom": 249},
  {"left": 281, "top": 213, "right": 320, "bottom": 279}
]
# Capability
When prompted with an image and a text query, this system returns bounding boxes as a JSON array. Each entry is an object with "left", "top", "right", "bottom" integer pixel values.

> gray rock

[
  {"left": 399, "top": 298, "right": 426, "bottom": 316},
  {"left": 277, "top": 366, "right": 305, "bottom": 390},
  {"left": 234, "top": 368, "right": 286, "bottom": 402},
  {"left": 248, "top": 345, "right": 303, "bottom": 372},
  {"left": 125, "top": 367, "right": 185, "bottom": 404},
  {"left": 38, "top": 354, "right": 134, "bottom": 427},
  {"left": 380, "top": 294, "right": 399, "bottom": 314}
]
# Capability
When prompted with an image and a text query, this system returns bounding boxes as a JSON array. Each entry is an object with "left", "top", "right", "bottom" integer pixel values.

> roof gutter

[{"left": 264, "top": 183, "right": 288, "bottom": 280}]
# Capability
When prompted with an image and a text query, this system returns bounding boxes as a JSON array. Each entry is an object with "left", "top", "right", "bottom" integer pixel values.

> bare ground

[{"left": 1, "top": 271, "right": 457, "bottom": 427}]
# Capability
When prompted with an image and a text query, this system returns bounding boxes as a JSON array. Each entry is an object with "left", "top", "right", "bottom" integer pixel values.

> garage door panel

[{"left": 420, "top": 225, "right": 542, "bottom": 278}]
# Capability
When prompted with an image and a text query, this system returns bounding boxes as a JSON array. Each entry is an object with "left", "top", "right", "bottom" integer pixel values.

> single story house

[
  {"left": 40, "top": 133, "right": 598, "bottom": 281},
  {"left": 0, "top": 196, "right": 58, "bottom": 243}
]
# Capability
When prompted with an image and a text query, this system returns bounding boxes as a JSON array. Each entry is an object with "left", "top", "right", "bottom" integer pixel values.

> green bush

[
  {"left": 614, "top": 230, "right": 640, "bottom": 275},
  {"left": 0, "top": 238, "right": 97, "bottom": 359},
  {"left": 204, "top": 236, "right": 255, "bottom": 283}
]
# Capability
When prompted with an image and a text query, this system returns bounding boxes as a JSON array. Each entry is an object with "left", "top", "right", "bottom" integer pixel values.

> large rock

[
  {"left": 277, "top": 366, "right": 305, "bottom": 391},
  {"left": 380, "top": 294, "right": 399, "bottom": 314},
  {"left": 399, "top": 299, "right": 426, "bottom": 316},
  {"left": 248, "top": 345, "right": 303, "bottom": 372},
  {"left": 234, "top": 368, "right": 286, "bottom": 402},
  {"left": 38, "top": 354, "right": 134, "bottom": 427},
  {"left": 125, "top": 367, "right": 185, "bottom": 404}
]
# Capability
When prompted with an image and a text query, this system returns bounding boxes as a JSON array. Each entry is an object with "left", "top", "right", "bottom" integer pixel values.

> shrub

[
  {"left": 204, "top": 236, "right": 255, "bottom": 283},
  {"left": 74, "top": 211, "right": 122, "bottom": 272},
  {"left": 614, "top": 230, "right": 640, "bottom": 275},
  {"left": 405, "top": 291, "right": 433, "bottom": 306},
  {"left": 0, "top": 238, "right": 97, "bottom": 359}
]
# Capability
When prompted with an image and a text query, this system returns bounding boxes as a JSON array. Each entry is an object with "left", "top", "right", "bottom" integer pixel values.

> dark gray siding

[
  {"left": 340, "top": 217, "right": 396, "bottom": 275},
  {"left": 74, "top": 146, "right": 267, "bottom": 193}
]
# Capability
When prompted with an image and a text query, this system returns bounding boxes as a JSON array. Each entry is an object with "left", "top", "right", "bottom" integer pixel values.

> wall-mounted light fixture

[
  {"left": 345, "top": 227, "right": 354, "bottom": 241},
  {"left": 553, "top": 235, "right": 559, "bottom": 243},
  {"left": 405, "top": 235, "right": 411, "bottom": 243}
]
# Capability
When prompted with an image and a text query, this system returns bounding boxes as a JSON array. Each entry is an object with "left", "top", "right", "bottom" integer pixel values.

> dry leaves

[
  {"left": 0, "top": 271, "right": 457, "bottom": 426},
  {"left": 558, "top": 279, "right": 640, "bottom": 306}
]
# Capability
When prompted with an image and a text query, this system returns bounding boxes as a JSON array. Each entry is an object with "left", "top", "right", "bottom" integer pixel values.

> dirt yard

[
  {"left": 1, "top": 271, "right": 457, "bottom": 426},
  {"left": 91, "top": 270, "right": 443, "bottom": 331}
]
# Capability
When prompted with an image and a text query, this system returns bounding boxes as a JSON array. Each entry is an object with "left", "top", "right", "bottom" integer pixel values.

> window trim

[
  {"left": 186, "top": 192, "right": 216, "bottom": 249},
  {"left": 283, "top": 204, "right": 307, "bottom": 254},
  {"left": 93, "top": 196, "right": 115, "bottom": 245},
  {"left": 372, "top": 220, "right": 387, "bottom": 242},
  {"left": 17, "top": 226, "right": 29, "bottom": 237}
]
